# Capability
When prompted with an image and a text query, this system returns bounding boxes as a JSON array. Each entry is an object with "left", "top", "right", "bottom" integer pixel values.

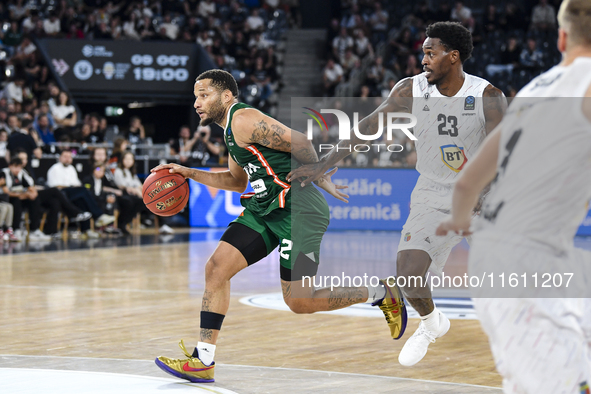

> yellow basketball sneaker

[
  {"left": 155, "top": 340, "right": 215, "bottom": 383},
  {"left": 372, "top": 278, "right": 408, "bottom": 340}
]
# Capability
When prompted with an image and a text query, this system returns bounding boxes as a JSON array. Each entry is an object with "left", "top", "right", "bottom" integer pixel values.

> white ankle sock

[
  {"left": 196, "top": 342, "right": 216, "bottom": 366},
  {"left": 368, "top": 284, "right": 386, "bottom": 303},
  {"left": 421, "top": 308, "right": 440, "bottom": 333}
]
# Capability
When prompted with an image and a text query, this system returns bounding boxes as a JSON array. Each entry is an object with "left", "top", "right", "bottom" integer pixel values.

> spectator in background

[
  {"left": 159, "top": 14, "right": 179, "bottom": 40},
  {"left": 483, "top": 4, "right": 500, "bottom": 34},
  {"left": 323, "top": 58, "right": 344, "bottom": 96},
  {"left": 530, "top": 0, "right": 556, "bottom": 32},
  {"left": 125, "top": 116, "right": 145, "bottom": 145},
  {"left": 17, "top": 149, "right": 91, "bottom": 239},
  {"left": 520, "top": 38, "right": 544, "bottom": 73},
  {"left": 390, "top": 28, "right": 414, "bottom": 61},
  {"left": 499, "top": 3, "right": 527, "bottom": 32},
  {"left": 108, "top": 137, "right": 128, "bottom": 172},
  {"left": 43, "top": 12, "right": 61, "bottom": 37},
  {"left": 0, "top": 130, "right": 8, "bottom": 168},
  {"left": 22, "top": 10, "right": 40, "bottom": 34},
  {"left": 114, "top": 151, "right": 175, "bottom": 233},
  {"left": 86, "top": 113, "right": 104, "bottom": 143},
  {"left": 109, "top": 17, "right": 122, "bottom": 40},
  {"left": 245, "top": 8, "right": 265, "bottom": 32},
  {"left": 0, "top": 176, "right": 17, "bottom": 241},
  {"left": 5, "top": 114, "right": 22, "bottom": 134},
  {"left": 486, "top": 37, "right": 522, "bottom": 77},
  {"left": 353, "top": 29, "right": 374, "bottom": 60},
  {"left": 35, "top": 101, "right": 56, "bottom": 130},
  {"left": 6, "top": 115, "right": 42, "bottom": 164},
  {"left": 82, "top": 164, "right": 121, "bottom": 233},
  {"left": 198, "top": 0, "right": 216, "bottom": 19},
  {"left": 451, "top": 1, "right": 475, "bottom": 32},
  {"left": 10, "top": 36, "right": 37, "bottom": 65},
  {"left": 122, "top": 13, "right": 140, "bottom": 40},
  {"left": 326, "top": 19, "right": 340, "bottom": 54},
  {"left": 402, "top": 54, "right": 422, "bottom": 79},
  {"left": 332, "top": 27, "right": 354, "bottom": 61},
  {"left": 250, "top": 56, "right": 275, "bottom": 104},
  {"left": 46, "top": 149, "right": 115, "bottom": 232},
  {"left": 187, "top": 125, "right": 222, "bottom": 167},
  {"left": 33, "top": 114, "right": 55, "bottom": 146},
  {"left": 3, "top": 21, "right": 23, "bottom": 55},
  {"left": 1, "top": 157, "right": 50, "bottom": 241},
  {"left": 169, "top": 125, "right": 193, "bottom": 162},
  {"left": 52, "top": 91, "right": 77, "bottom": 129},
  {"left": 2, "top": 77, "right": 26, "bottom": 105},
  {"left": 414, "top": 1, "right": 434, "bottom": 29},
  {"left": 368, "top": 2, "right": 388, "bottom": 44},
  {"left": 340, "top": 48, "right": 360, "bottom": 77}
]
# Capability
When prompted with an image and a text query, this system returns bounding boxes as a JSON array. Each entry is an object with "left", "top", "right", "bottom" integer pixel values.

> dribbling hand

[{"left": 151, "top": 163, "right": 192, "bottom": 179}]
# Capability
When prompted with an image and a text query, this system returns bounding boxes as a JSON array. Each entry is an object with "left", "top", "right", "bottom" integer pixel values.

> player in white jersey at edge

[
  {"left": 288, "top": 21, "right": 507, "bottom": 366},
  {"left": 437, "top": 0, "right": 591, "bottom": 392}
]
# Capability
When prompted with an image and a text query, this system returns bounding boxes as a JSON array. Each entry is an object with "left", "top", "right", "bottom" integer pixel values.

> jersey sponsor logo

[
  {"left": 243, "top": 162, "right": 260, "bottom": 179},
  {"left": 424, "top": 92, "right": 430, "bottom": 100},
  {"left": 250, "top": 179, "right": 267, "bottom": 194},
  {"left": 440, "top": 144, "right": 468, "bottom": 172},
  {"left": 464, "top": 96, "right": 475, "bottom": 110},
  {"left": 423, "top": 105, "right": 430, "bottom": 111}
]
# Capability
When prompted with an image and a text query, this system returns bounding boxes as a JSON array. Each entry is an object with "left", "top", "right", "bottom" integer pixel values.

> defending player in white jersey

[
  {"left": 288, "top": 21, "right": 507, "bottom": 366},
  {"left": 437, "top": 0, "right": 591, "bottom": 391}
]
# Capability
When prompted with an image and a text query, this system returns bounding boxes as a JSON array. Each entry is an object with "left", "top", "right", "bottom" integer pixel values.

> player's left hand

[
  {"left": 436, "top": 218, "right": 472, "bottom": 237},
  {"left": 315, "top": 167, "right": 349, "bottom": 203},
  {"left": 286, "top": 161, "right": 327, "bottom": 187}
]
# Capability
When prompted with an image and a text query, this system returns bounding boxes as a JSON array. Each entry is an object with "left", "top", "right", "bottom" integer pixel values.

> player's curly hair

[
  {"left": 426, "top": 22, "right": 473, "bottom": 63},
  {"left": 196, "top": 69, "right": 239, "bottom": 97}
]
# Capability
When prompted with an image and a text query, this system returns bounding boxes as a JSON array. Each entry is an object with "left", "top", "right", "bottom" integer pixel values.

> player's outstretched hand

[
  {"left": 436, "top": 218, "right": 472, "bottom": 237},
  {"left": 287, "top": 162, "right": 327, "bottom": 187},
  {"left": 315, "top": 167, "right": 349, "bottom": 203},
  {"left": 150, "top": 163, "right": 192, "bottom": 178}
]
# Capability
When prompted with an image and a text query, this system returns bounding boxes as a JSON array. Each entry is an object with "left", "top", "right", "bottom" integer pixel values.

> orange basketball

[{"left": 142, "top": 169, "right": 189, "bottom": 216}]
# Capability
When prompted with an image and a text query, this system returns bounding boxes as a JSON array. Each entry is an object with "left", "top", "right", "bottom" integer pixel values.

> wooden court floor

[{"left": 0, "top": 231, "right": 502, "bottom": 392}]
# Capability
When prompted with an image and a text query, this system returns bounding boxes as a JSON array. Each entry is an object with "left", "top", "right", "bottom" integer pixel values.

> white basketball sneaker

[{"left": 398, "top": 310, "right": 450, "bottom": 366}]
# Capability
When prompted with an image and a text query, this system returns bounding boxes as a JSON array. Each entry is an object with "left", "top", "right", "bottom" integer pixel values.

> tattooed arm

[
  {"left": 483, "top": 84, "right": 508, "bottom": 135},
  {"left": 150, "top": 155, "right": 248, "bottom": 193},
  {"left": 287, "top": 77, "right": 414, "bottom": 185},
  {"left": 231, "top": 108, "right": 319, "bottom": 164}
]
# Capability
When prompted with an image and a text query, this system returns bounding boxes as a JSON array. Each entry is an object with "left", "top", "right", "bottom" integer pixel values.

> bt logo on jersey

[{"left": 303, "top": 107, "right": 418, "bottom": 153}]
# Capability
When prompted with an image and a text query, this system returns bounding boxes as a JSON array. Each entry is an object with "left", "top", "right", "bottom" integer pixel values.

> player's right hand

[{"left": 150, "top": 163, "right": 191, "bottom": 178}]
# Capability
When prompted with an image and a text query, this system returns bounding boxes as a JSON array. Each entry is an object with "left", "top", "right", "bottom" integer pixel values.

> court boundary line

[
  {"left": 0, "top": 367, "right": 237, "bottom": 394},
  {"left": 0, "top": 354, "right": 501, "bottom": 391}
]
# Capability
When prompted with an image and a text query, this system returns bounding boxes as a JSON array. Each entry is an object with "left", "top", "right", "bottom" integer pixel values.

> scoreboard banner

[
  {"left": 188, "top": 168, "right": 591, "bottom": 236},
  {"left": 40, "top": 39, "right": 199, "bottom": 96}
]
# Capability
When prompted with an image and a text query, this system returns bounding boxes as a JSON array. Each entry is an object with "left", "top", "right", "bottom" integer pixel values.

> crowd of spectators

[
  {"left": 1, "top": 0, "right": 292, "bottom": 116},
  {"left": 325, "top": 0, "right": 562, "bottom": 99},
  {"left": 318, "top": 0, "right": 563, "bottom": 168},
  {"left": 0, "top": 0, "right": 296, "bottom": 241}
]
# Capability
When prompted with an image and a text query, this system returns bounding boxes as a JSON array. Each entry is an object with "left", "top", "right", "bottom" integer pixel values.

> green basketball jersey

[{"left": 224, "top": 102, "right": 297, "bottom": 216}]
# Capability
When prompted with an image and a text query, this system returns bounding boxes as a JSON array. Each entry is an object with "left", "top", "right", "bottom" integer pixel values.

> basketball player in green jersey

[{"left": 152, "top": 69, "right": 407, "bottom": 383}]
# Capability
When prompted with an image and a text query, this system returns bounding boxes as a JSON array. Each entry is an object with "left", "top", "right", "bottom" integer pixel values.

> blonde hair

[{"left": 558, "top": 0, "right": 591, "bottom": 45}]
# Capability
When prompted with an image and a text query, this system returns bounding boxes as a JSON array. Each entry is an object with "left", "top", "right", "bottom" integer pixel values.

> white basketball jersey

[
  {"left": 478, "top": 57, "right": 591, "bottom": 253},
  {"left": 411, "top": 72, "right": 490, "bottom": 185}
]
